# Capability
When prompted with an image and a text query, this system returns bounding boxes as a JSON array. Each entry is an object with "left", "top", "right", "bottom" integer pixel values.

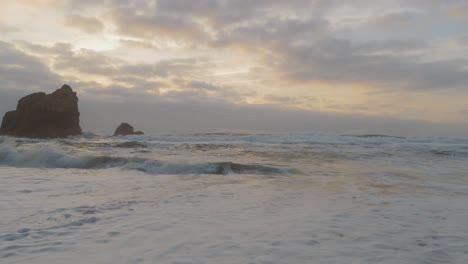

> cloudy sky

[{"left": 1, "top": 0, "right": 468, "bottom": 137}]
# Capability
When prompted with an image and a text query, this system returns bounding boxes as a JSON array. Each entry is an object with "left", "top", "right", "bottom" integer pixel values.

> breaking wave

[{"left": 0, "top": 139, "right": 298, "bottom": 175}]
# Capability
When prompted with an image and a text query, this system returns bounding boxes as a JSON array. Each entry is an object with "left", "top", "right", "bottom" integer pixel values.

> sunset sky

[{"left": 1, "top": 0, "right": 468, "bottom": 137}]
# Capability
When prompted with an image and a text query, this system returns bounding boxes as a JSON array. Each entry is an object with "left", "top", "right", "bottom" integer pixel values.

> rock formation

[
  {"left": 0, "top": 84, "right": 82, "bottom": 138},
  {"left": 113, "top": 123, "right": 144, "bottom": 136}
]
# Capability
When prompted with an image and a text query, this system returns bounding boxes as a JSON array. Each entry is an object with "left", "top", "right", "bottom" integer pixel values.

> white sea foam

[
  {"left": 0, "top": 133, "right": 467, "bottom": 263},
  {"left": 0, "top": 139, "right": 298, "bottom": 175},
  {"left": 0, "top": 139, "right": 90, "bottom": 168}
]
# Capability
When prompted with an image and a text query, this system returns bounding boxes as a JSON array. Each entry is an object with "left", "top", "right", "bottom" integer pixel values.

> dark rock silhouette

[
  {"left": 0, "top": 84, "right": 82, "bottom": 138},
  {"left": 113, "top": 123, "right": 144, "bottom": 136}
]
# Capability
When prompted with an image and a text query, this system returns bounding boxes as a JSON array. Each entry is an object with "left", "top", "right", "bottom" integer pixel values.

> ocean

[{"left": 1, "top": 132, "right": 467, "bottom": 263}]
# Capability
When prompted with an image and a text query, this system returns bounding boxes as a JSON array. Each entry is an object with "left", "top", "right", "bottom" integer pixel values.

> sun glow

[{"left": 72, "top": 35, "right": 120, "bottom": 52}]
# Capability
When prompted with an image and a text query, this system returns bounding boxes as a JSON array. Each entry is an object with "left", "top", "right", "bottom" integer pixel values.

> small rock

[{"left": 113, "top": 123, "right": 144, "bottom": 136}]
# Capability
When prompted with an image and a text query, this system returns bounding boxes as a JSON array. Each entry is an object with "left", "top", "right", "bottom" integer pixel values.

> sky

[{"left": 1, "top": 0, "right": 468, "bottom": 137}]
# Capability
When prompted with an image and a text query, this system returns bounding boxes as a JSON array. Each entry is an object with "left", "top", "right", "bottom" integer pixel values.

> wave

[
  {"left": 0, "top": 140, "right": 298, "bottom": 175},
  {"left": 127, "top": 160, "right": 299, "bottom": 175},
  {"left": 114, "top": 141, "right": 148, "bottom": 148},
  {"left": 341, "top": 134, "right": 406, "bottom": 139},
  {"left": 428, "top": 149, "right": 468, "bottom": 158},
  {"left": 56, "top": 140, "right": 148, "bottom": 150}
]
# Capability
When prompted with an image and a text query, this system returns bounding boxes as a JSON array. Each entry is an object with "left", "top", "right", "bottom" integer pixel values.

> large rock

[
  {"left": 113, "top": 123, "right": 144, "bottom": 136},
  {"left": 0, "top": 84, "right": 82, "bottom": 138}
]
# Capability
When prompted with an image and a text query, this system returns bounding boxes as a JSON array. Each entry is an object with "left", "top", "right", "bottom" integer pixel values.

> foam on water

[
  {"left": 0, "top": 133, "right": 467, "bottom": 263},
  {"left": 0, "top": 138, "right": 298, "bottom": 175}
]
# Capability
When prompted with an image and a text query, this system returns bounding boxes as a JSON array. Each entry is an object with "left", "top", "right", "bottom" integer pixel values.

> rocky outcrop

[
  {"left": 113, "top": 123, "right": 144, "bottom": 136},
  {"left": 0, "top": 84, "right": 82, "bottom": 138}
]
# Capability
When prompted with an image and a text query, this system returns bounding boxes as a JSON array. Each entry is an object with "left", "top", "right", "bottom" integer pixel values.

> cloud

[
  {"left": 0, "top": 41, "right": 62, "bottom": 93},
  {"left": 14, "top": 40, "right": 251, "bottom": 104},
  {"left": 0, "top": 23, "right": 19, "bottom": 34},
  {"left": 109, "top": 6, "right": 211, "bottom": 46},
  {"left": 187, "top": 80, "right": 222, "bottom": 91},
  {"left": 1, "top": 1, "right": 468, "bottom": 136},
  {"left": 53, "top": 48, "right": 124, "bottom": 76},
  {"left": 71, "top": 0, "right": 467, "bottom": 93},
  {"left": 14, "top": 0, "right": 62, "bottom": 7},
  {"left": 120, "top": 58, "right": 210, "bottom": 78},
  {"left": 276, "top": 37, "right": 468, "bottom": 91},
  {"left": 367, "top": 12, "right": 418, "bottom": 31},
  {"left": 16, "top": 41, "right": 74, "bottom": 56},
  {"left": 447, "top": 4, "right": 468, "bottom": 21},
  {"left": 459, "top": 36, "right": 468, "bottom": 46},
  {"left": 64, "top": 15, "right": 104, "bottom": 34},
  {"left": 354, "top": 40, "right": 426, "bottom": 54},
  {"left": 263, "top": 95, "right": 299, "bottom": 105},
  {"left": 144, "top": 0, "right": 322, "bottom": 27},
  {"left": 0, "top": 41, "right": 64, "bottom": 118},
  {"left": 18, "top": 42, "right": 207, "bottom": 79},
  {"left": 1, "top": 40, "right": 467, "bottom": 138},
  {"left": 97, "top": 0, "right": 333, "bottom": 49}
]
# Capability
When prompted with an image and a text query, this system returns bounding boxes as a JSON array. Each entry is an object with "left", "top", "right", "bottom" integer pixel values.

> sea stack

[
  {"left": 0, "top": 84, "right": 82, "bottom": 138},
  {"left": 113, "top": 123, "right": 144, "bottom": 136}
]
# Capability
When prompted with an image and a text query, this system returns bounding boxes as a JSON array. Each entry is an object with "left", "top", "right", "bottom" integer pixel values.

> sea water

[{"left": 1, "top": 132, "right": 467, "bottom": 263}]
